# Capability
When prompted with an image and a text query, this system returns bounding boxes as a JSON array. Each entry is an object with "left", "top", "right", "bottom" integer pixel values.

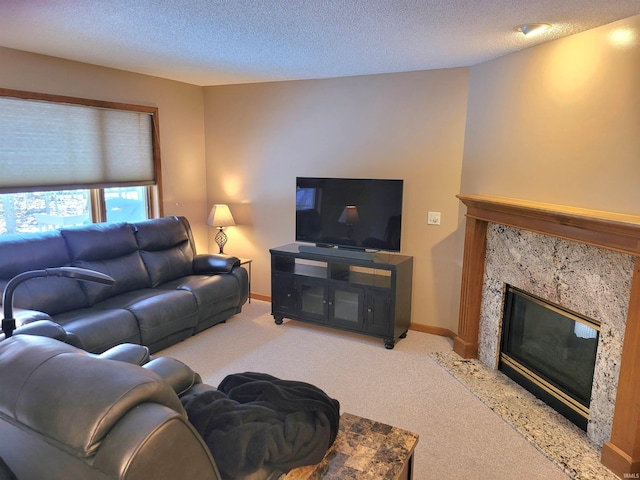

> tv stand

[{"left": 270, "top": 243, "right": 413, "bottom": 349}]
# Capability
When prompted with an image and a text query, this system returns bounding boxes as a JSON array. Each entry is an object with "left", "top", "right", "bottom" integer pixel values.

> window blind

[{"left": 0, "top": 96, "right": 156, "bottom": 194}]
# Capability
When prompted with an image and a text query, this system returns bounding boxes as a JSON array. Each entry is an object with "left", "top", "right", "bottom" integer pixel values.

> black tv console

[{"left": 270, "top": 243, "right": 413, "bottom": 349}]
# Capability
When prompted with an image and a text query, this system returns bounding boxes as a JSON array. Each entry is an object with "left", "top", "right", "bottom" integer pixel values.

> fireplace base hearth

[{"left": 432, "top": 350, "right": 619, "bottom": 480}]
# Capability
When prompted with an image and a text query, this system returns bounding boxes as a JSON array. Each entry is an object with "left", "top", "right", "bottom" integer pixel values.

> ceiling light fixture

[{"left": 515, "top": 23, "right": 551, "bottom": 36}]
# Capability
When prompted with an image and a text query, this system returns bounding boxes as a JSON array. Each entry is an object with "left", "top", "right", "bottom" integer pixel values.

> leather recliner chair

[{"left": 0, "top": 335, "right": 223, "bottom": 480}]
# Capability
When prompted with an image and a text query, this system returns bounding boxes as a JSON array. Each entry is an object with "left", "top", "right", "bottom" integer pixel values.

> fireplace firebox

[{"left": 499, "top": 285, "right": 600, "bottom": 430}]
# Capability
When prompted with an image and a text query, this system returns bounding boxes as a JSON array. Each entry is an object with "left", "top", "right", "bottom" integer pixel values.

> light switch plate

[{"left": 427, "top": 211, "right": 441, "bottom": 225}]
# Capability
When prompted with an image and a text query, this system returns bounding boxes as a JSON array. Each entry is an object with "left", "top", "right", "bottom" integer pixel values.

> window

[
  {"left": 0, "top": 89, "right": 162, "bottom": 235},
  {"left": 296, "top": 187, "right": 317, "bottom": 210},
  {"left": 104, "top": 186, "right": 148, "bottom": 224}
]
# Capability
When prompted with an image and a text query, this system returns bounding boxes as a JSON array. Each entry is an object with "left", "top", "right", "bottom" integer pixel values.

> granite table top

[{"left": 284, "top": 412, "right": 419, "bottom": 480}]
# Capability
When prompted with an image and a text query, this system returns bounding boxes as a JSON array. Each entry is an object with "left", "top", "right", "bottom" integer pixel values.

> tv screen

[{"left": 296, "top": 177, "right": 404, "bottom": 252}]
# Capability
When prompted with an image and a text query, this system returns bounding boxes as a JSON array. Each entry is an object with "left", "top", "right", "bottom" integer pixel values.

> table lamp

[{"left": 207, "top": 204, "right": 236, "bottom": 253}]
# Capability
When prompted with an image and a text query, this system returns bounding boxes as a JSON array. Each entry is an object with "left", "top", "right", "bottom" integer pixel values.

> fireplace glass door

[{"left": 500, "top": 285, "right": 600, "bottom": 430}]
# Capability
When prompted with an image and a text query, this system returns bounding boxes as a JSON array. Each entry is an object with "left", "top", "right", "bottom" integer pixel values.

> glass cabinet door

[
  {"left": 330, "top": 285, "right": 365, "bottom": 329},
  {"left": 298, "top": 278, "right": 327, "bottom": 321}
]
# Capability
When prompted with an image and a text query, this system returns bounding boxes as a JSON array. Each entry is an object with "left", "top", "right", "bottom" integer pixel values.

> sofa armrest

[
  {"left": 92, "top": 403, "right": 221, "bottom": 480},
  {"left": 13, "top": 307, "right": 52, "bottom": 325},
  {"left": 193, "top": 254, "right": 240, "bottom": 274},
  {"left": 12, "top": 320, "right": 67, "bottom": 341},
  {"left": 98, "top": 343, "right": 150, "bottom": 365},
  {"left": 143, "top": 357, "right": 201, "bottom": 397}
]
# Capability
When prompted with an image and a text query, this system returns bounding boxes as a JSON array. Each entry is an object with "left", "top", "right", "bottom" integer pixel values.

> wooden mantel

[{"left": 454, "top": 194, "right": 640, "bottom": 479}]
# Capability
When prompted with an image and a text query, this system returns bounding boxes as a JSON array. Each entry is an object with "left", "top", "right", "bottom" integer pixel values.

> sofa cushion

[
  {"left": 3, "top": 277, "right": 90, "bottom": 315},
  {"left": 134, "top": 217, "right": 195, "bottom": 287},
  {"left": 73, "top": 253, "right": 150, "bottom": 304},
  {"left": 134, "top": 216, "right": 191, "bottom": 251},
  {"left": 53, "top": 307, "right": 142, "bottom": 354},
  {"left": 62, "top": 222, "right": 138, "bottom": 261},
  {"left": 124, "top": 290, "right": 199, "bottom": 351},
  {"left": 92, "top": 288, "right": 199, "bottom": 353},
  {"left": 140, "top": 248, "right": 193, "bottom": 288},
  {"left": 0, "top": 231, "right": 69, "bottom": 277},
  {"left": 162, "top": 274, "right": 241, "bottom": 328},
  {"left": 61, "top": 223, "right": 150, "bottom": 304}
]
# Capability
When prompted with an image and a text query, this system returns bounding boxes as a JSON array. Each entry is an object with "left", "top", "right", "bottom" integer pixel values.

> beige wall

[
  {"left": 0, "top": 47, "right": 211, "bottom": 249},
  {"left": 461, "top": 15, "right": 640, "bottom": 216},
  {"left": 203, "top": 70, "right": 470, "bottom": 331}
]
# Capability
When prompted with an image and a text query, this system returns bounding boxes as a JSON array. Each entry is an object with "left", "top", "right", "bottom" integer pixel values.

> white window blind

[{"left": 0, "top": 96, "right": 156, "bottom": 193}]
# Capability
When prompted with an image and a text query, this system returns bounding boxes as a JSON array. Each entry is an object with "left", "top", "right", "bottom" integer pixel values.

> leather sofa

[
  {"left": 0, "top": 334, "right": 226, "bottom": 480},
  {"left": 0, "top": 216, "right": 248, "bottom": 354},
  {"left": 0, "top": 335, "right": 332, "bottom": 480}
]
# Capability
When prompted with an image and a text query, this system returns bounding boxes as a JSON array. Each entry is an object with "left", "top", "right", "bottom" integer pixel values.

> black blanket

[{"left": 181, "top": 372, "right": 340, "bottom": 480}]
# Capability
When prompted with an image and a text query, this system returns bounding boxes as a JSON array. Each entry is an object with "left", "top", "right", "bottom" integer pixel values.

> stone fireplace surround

[
  {"left": 454, "top": 194, "right": 640, "bottom": 479},
  {"left": 480, "top": 223, "right": 632, "bottom": 445}
]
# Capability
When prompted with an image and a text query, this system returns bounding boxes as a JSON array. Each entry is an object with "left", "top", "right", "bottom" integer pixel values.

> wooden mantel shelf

[
  {"left": 454, "top": 194, "right": 640, "bottom": 479},
  {"left": 457, "top": 194, "right": 640, "bottom": 256}
]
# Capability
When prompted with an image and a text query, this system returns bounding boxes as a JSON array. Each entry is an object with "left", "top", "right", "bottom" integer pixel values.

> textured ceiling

[{"left": 0, "top": 1, "right": 638, "bottom": 86}]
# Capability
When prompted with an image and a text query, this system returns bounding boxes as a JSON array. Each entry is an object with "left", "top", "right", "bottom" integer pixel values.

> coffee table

[{"left": 284, "top": 412, "right": 418, "bottom": 479}]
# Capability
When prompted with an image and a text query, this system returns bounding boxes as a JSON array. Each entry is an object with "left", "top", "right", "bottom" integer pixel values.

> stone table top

[{"left": 284, "top": 412, "right": 419, "bottom": 480}]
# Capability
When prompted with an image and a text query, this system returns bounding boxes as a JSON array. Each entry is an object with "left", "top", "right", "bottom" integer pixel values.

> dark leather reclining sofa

[
  {"left": 0, "top": 334, "right": 226, "bottom": 480},
  {"left": 0, "top": 216, "right": 248, "bottom": 353},
  {"left": 0, "top": 334, "right": 336, "bottom": 480}
]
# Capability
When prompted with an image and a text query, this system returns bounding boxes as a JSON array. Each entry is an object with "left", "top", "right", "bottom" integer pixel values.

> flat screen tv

[{"left": 296, "top": 177, "right": 404, "bottom": 252}]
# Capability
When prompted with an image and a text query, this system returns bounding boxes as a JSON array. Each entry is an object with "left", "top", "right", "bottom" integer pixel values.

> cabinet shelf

[
  {"left": 270, "top": 243, "right": 413, "bottom": 349},
  {"left": 294, "top": 263, "right": 327, "bottom": 279},
  {"left": 333, "top": 271, "right": 391, "bottom": 289}
]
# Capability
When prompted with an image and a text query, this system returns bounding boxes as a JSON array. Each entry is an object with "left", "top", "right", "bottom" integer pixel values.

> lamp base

[{"left": 215, "top": 228, "right": 228, "bottom": 253}]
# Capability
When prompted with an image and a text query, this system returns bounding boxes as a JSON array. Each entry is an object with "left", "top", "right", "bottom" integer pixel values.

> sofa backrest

[
  {"left": 0, "top": 216, "right": 201, "bottom": 313},
  {"left": 61, "top": 222, "right": 151, "bottom": 304},
  {"left": 0, "top": 231, "right": 90, "bottom": 314},
  {"left": 0, "top": 335, "right": 185, "bottom": 456},
  {"left": 133, "top": 216, "right": 196, "bottom": 287}
]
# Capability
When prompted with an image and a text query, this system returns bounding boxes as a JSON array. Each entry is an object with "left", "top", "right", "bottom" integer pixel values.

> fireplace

[
  {"left": 499, "top": 285, "right": 600, "bottom": 431},
  {"left": 454, "top": 194, "right": 640, "bottom": 478}
]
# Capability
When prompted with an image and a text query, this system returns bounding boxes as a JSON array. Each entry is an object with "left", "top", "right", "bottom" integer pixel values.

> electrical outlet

[{"left": 427, "top": 211, "right": 441, "bottom": 225}]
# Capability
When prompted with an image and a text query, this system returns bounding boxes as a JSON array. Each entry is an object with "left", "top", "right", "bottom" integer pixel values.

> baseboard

[
  {"left": 251, "top": 293, "right": 271, "bottom": 302},
  {"left": 601, "top": 440, "right": 640, "bottom": 478},
  {"left": 409, "top": 323, "right": 456, "bottom": 339}
]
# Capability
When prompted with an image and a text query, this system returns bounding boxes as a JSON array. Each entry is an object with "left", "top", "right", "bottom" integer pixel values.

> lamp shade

[
  {"left": 207, "top": 204, "right": 236, "bottom": 228},
  {"left": 338, "top": 205, "right": 359, "bottom": 224}
]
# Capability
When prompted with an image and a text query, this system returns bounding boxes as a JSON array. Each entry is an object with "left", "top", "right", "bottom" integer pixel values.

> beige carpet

[{"left": 160, "top": 300, "right": 583, "bottom": 480}]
